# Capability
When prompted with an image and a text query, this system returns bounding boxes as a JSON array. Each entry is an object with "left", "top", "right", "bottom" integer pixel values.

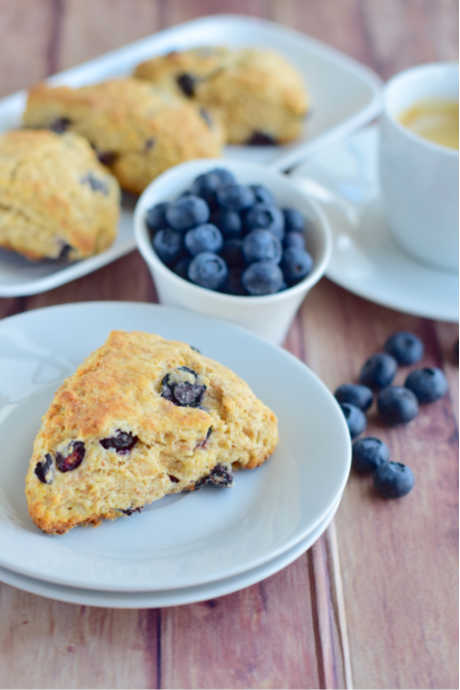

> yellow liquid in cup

[{"left": 398, "top": 99, "right": 459, "bottom": 150}]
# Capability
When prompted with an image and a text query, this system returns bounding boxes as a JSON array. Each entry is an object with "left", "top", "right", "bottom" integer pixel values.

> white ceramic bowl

[
  {"left": 379, "top": 62, "right": 459, "bottom": 272},
  {"left": 134, "top": 160, "right": 332, "bottom": 344}
]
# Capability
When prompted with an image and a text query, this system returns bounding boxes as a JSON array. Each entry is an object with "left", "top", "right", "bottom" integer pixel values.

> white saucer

[
  {"left": 0, "top": 302, "right": 350, "bottom": 592},
  {"left": 0, "top": 494, "right": 340, "bottom": 608},
  {"left": 292, "top": 127, "right": 458, "bottom": 322}
]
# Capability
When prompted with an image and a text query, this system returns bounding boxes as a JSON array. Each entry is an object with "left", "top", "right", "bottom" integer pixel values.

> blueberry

[
  {"left": 242, "top": 261, "right": 284, "bottom": 296},
  {"left": 250, "top": 184, "right": 274, "bottom": 205},
  {"left": 245, "top": 131, "right": 277, "bottom": 146},
  {"left": 243, "top": 203, "right": 284, "bottom": 240},
  {"left": 97, "top": 150, "right": 118, "bottom": 166},
  {"left": 188, "top": 252, "right": 228, "bottom": 290},
  {"left": 216, "top": 184, "right": 255, "bottom": 212},
  {"left": 284, "top": 231, "right": 305, "bottom": 250},
  {"left": 335, "top": 383, "right": 373, "bottom": 412},
  {"left": 384, "top": 331, "right": 424, "bottom": 365},
  {"left": 374, "top": 462, "right": 414, "bottom": 498},
  {"left": 173, "top": 257, "right": 191, "bottom": 280},
  {"left": 50, "top": 117, "right": 71, "bottom": 133},
  {"left": 191, "top": 168, "right": 236, "bottom": 204},
  {"left": 282, "top": 208, "right": 304, "bottom": 234},
  {"left": 199, "top": 108, "right": 213, "bottom": 128},
  {"left": 281, "top": 247, "right": 313, "bottom": 285},
  {"left": 212, "top": 208, "right": 242, "bottom": 238},
  {"left": 352, "top": 437, "right": 390, "bottom": 474},
  {"left": 55, "top": 441, "right": 85, "bottom": 473},
  {"left": 100, "top": 430, "right": 138, "bottom": 454},
  {"left": 377, "top": 386, "right": 419, "bottom": 425},
  {"left": 404, "top": 367, "right": 448, "bottom": 403},
  {"left": 80, "top": 172, "right": 108, "bottom": 195},
  {"left": 146, "top": 202, "right": 169, "bottom": 231},
  {"left": 195, "top": 463, "right": 233, "bottom": 488},
  {"left": 165, "top": 196, "right": 209, "bottom": 231},
  {"left": 359, "top": 353, "right": 397, "bottom": 390},
  {"left": 161, "top": 366, "right": 206, "bottom": 407},
  {"left": 222, "top": 267, "right": 246, "bottom": 295},
  {"left": 339, "top": 403, "right": 367, "bottom": 439},
  {"left": 152, "top": 228, "right": 183, "bottom": 265},
  {"left": 185, "top": 223, "right": 223, "bottom": 256},
  {"left": 242, "top": 229, "right": 282, "bottom": 264},
  {"left": 34, "top": 453, "right": 55, "bottom": 484},
  {"left": 221, "top": 239, "right": 244, "bottom": 267},
  {"left": 176, "top": 72, "right": 197, "bottom": 97}
]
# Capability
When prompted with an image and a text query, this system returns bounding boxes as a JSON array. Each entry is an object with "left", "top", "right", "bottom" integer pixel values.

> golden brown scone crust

[
  {"left": 0, "top": 129, "right": 119, "bottom": 260},
  {"left": 25, "top": 331, "right": 278, "bottom": 534},
  {"left": 134, "top": 46, "right": 309, "bottom": 144},
  {"left": 23, "top": 78, "right": 224, "bottom": 194}
]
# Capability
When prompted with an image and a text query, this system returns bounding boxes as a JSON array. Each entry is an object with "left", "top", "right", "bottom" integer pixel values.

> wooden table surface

[{"left": 0, "top": 1, "right": 458, "bottom": 688}]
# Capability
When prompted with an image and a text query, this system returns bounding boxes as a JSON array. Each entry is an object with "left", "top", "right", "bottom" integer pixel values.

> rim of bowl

[
  {"left": 134, "top": 159, "right": 333, "bottom": 305},
  {"left": 383, "top": 61, "right": 459, "bottom": 158}
]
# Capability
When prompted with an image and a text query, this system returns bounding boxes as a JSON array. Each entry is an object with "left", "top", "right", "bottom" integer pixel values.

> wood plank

[
  {"left": 57, "top": 0, "right": 162, "bottom": 69},
  {"left": 161, "top": 554, "right": 321, "bottom": 689},
  {"left": 299, "top": 280, "right": 459, "bottom": 689},
  {"left": 0, "top": 588, "right": 159, "bottom": 689},
  {"left": 0, "top": 0, "right": 56, "bottom": 97}
]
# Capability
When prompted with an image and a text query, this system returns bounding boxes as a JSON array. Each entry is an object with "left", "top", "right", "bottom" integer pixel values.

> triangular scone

[{"left": 25, "top": 331, "right": 278, "bottom": 534}]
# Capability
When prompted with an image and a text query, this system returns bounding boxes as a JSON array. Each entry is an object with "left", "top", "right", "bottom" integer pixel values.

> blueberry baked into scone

[
  {"left": 23, "top": 78, "right": 224, "bottom": 194},
  {"left": 133, "top": 47, "right": 309, "bottom": 145},
  {"left": 0, "top": 129, "right": 119, "bottom": 260},
  {"left": 25, "top": 331, "right": 278, "bottom": 534}
]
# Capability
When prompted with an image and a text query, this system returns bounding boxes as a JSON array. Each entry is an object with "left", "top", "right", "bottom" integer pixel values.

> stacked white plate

[{"left": 0, "top": 302, "right": 351, "bottom": 607}]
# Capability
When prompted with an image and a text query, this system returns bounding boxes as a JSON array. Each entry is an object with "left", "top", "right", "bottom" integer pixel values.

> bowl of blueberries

[{"left": 134, "top": 160, "right": 332, "bottom": 344}]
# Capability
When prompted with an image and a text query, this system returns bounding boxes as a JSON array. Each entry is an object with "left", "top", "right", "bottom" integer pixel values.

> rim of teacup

[
  {"left": 383, "top": 61, "right": 459, "bottom": 158},
  {"left": 134, "top": 159, "right": 333, "bottom": 306}
]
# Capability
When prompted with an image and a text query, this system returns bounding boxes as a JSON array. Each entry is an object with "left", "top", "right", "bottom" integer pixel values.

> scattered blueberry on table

[
  {"left": 384, "top": 331, "right": 424, "bottom": 365},
  {"left": 335, "top": 383, "right": 373, "bottom": 412},
  {"left": 334, "top": 330, "right": 450, "bottom": 501},
  {"left": 404, "top": 367, "right": 448, "bottom": 404},
  {"left": 359, "top": 352, "right": 397, "bottom": 390},
  {"left": 145, "top": 167, "right": 314, "bottom": 296},
  {"left": 352, "top": 437, "right": 390, "bottom": 474},
  {"left": 373, "top": 462, "right": 415, "bottom": 499},
  {"left": 339, "top": 402, "right": 367, "bottom": 439},
  {"left": 377, "top": 386, "right": 419, "bottom": 425}
]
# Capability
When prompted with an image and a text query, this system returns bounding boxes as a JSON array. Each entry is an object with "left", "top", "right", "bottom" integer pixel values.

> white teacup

[{"left": 378, "top": 62, "right": 458, "bottom": 272}]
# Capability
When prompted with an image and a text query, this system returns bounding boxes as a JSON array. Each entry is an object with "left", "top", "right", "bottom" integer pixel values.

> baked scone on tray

[
  {"left": 25, "top": 331, "right": 279, "bottom": 534},
  {"left": 134, "top": 46, "right": 309, "bottom": 145},
  {"left": 23, "top": 78, "right": 224, "bottom": 194},
  {"left": 0, "top": 129, "right": 119, "bottom": 261}
]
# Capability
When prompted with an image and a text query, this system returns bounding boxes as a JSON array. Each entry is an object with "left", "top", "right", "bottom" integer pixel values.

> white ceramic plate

[
  {"left": 0, "top": 495, "right": 340, "bottom": 608},
  {"left": 291, "top": 127, "right": 458, "bottom": 322},
  {"left": 0, "top": 14, "right": 381, "bottom": 297},
  {"left": 0, "top": 302, "right": 351, "bottom": 591}
]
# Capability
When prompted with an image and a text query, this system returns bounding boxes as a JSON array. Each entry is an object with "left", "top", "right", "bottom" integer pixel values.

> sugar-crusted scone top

[
  {"left": 0, "top": 129, "right": 119, "bottom": 260},
  {"left": 134, "top": 46, "right": 309, "bottom": 144},
  {"left": 25, "top": 331, "right": 279, "bottom": 534},
  {"left": 23, "top": 78, "right": 224, "bottom": 194}
]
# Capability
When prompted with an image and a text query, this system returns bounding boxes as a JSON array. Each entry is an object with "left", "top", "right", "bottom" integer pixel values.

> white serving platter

[{"left": 0, "top": 14, "right": 381, "bottom": 297}]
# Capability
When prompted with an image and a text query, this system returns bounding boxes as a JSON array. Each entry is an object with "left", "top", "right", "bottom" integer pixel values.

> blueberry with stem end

[{"left": 374, "top": 462, "right": 414, "bottom": 498}]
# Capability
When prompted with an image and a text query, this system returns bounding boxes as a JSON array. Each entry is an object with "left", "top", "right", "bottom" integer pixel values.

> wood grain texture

[{"left": 0, "top": 1, "right": 458, "bottom": 689}]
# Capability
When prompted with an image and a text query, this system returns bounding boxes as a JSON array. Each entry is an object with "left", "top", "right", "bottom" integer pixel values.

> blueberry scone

[
  {"left": 133, "top": 47, "right": 309, "bottom": 145},
  {"left": 25, "top": 331, "right": 278, "bottom": 534},
  {"left": 0, "top": 129, "right": 119, "bottom": 261},
  {"left": 23, "top": 78, "right": 224, "bottom": 194}
]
